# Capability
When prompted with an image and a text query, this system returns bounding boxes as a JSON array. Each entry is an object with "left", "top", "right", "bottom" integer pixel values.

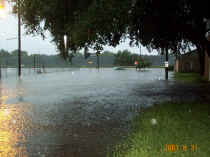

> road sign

[
  {"left": 165, "top": 61, "right": 169, "bottom": 68},
  {"left": 88, "top": 61, "right": 93, "bottom": 64}
]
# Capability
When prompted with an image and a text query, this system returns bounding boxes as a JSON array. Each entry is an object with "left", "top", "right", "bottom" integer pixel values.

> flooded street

[{"left": 1, "top": 68, "right": 209, "bottom": 157}]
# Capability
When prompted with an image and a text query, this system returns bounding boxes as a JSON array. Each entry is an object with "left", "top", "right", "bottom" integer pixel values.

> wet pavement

[{"left": 0, "top": 68, "right": 209, "bottom": 157}]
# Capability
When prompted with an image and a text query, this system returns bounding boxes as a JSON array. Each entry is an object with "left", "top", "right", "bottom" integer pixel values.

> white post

[
  {"left": 209, "top": 57, "right": 210, "bottom": 81},
  {"left": 64, "top": 35, "right": 67, "bottom": 50}
]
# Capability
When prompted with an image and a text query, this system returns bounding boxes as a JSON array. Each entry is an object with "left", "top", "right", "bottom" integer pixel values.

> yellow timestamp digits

[{"left": 164, "top": 144, "right": 198, "bottom": 152}]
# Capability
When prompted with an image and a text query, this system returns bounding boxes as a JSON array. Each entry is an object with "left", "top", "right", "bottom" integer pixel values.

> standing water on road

[{"left": 0, "top": 68, "right": 172, "bottom": 157}]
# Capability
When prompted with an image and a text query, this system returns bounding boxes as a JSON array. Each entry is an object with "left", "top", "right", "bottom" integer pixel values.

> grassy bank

[
  {"left": 174, "top": 72, "right": 208, "bottom": 83},
  {"left": 111, "top": 103, "right": 210, "bottom": 157}
]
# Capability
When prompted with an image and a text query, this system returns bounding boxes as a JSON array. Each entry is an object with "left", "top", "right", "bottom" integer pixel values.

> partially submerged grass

[
  {"left": 150, "top": 66, "right": 164, "bottom": 68},
  {"left": 111, "top": 103, "right": 210, "bottom": 157},
  {"left": 174, "top": 72, "right": 208, "bottom": 83}
]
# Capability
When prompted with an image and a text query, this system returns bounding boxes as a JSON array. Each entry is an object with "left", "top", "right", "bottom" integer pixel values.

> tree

[
  {"left": 13, "top": 0, "right": 210, "bottom": 74},
  {"left": 11, "top": 49, "right": 28, "bottom": 56},
  {"left": 101, "top": 51, "right": 115, "bottom": 56},
  {"left": 128, "top": 0, "right": 210, "bottom": 75},
  {"left": 136, "top": 58, "right": 152, "bottom": 69},
  {"left": 0, "top": 49, "right": 10, "bottom": 57},
  {"left": 114, "top": 50, "right": 141, "bottom": 66},
  {"left": 12, "top": 0, "right": 96, "bottom": 59}
]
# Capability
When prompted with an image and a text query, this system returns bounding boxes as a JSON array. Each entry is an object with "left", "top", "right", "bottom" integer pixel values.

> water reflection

[
  {"left": 0, "top": 68, "right": 172, "bottom": 157},
  {"left": 0, "top": 80, "right": 27, "bottom": 157},
  {"left": 16, "top": 78, "right": 25, "bottom": 102}
]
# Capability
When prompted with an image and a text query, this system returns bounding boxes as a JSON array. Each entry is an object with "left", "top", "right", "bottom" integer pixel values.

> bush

[{"left": 168, "top": 65, "right": 174, "bottom": 71}]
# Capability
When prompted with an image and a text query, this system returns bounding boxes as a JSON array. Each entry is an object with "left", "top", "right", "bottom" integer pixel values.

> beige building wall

[
  {"left": 209, "top": 57, "right": 210, "bottom": 81},
  {"left": 174, "top": 53, "right": 200, "bottom": 73},
  {"left": 204, "top": 50, "right": 210, "bottom": 81},
  {"left": 174, "top": 59, "right": 179, "bottom": 72}
]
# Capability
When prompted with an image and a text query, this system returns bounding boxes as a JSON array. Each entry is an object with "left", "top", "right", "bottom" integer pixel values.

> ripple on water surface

[{"left": 0, "top": 68, "right": 170, "bottom": 157}]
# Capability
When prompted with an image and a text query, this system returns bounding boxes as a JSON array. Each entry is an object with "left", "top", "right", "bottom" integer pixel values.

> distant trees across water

[
  {"left": 0, "top": 49, "right": 71, "bottom": 68},
  {"left": 113, "top": 49, "right": 151, "bottom": 67},
  {"left": 0, "top": 49, "right": 174, "bottom": 68}
]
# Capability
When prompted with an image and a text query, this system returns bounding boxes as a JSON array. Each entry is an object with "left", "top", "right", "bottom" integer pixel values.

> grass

[
  {"left": 150, "top": 66, "right": 164, "bottom": 68},
  {"left": 174, "top": 72, "right": 208, "bottom": 83},
  {"left": 110, "top": 103, "right": 210, "bottom": 157}
]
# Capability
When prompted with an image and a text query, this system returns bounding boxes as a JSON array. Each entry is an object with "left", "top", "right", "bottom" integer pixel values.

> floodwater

[{"left": 0, "top": 68, "right": 181, "bottom": 157}]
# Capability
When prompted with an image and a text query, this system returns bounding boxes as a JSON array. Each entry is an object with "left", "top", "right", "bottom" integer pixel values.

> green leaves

[{"left": 14, "top": 0, "right": 210, "bottom": 59}]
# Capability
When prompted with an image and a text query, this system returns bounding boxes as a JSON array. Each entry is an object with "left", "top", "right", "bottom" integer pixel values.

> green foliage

[
  {"left": 174, "top": 72, "right": 209, "bottom": 83},
  {"left": 112, "top": 103, "right": 210, "bottom": 157},
  {"left": 114, "top": 50, "right": 151, "bottom": 68},
  {"left": 136, "top": 59, "right": 152, "bottom": 69},
  {"left": 0, "top": 48, "right": 172, "bottom": 67},
  {"left": 114, "top": 50, "right": 136, "bottom": 66},
  {"left": 0, "top": 49, "right": 10, "bottom": 57},
  {"left": 0, "top": 49, "right": 71, "bottom": 67},
  {"left": 14, "top": 0, "right": 210, "bottom": 59},
  {"left": 0, "top": 49, "right": 117, "bottom": 67},
  {"left": 168, "top": 65, "right": 174, "bottom": 71},
  {"left": 11, "top": 49, "right": 28, "bottom": 56},
  {"left": 101, "top": 51, "right": 115, "bottom": 57}
]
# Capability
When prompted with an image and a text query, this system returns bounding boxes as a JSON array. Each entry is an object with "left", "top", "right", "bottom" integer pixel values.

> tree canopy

[
  {"left": 11, "top": 49, "right": 28, "bottom": 56},
  {"left": 13, "top": 0, "right": 210, "bottom": 61}
]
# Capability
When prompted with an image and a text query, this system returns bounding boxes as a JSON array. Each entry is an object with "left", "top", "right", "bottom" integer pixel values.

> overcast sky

[{"left": 0, "top": 2, "right": 158, "bottom": 55}]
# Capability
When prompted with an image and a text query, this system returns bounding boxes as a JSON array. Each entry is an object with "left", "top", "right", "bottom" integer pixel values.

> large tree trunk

[
  {"left": 206, "top": 43, "right": 210, "bottom": 118},
  {"left": 206, "top": 42, "right": 210, "bottom": 57},
  {"left": 197, "top": 45, "right": 205, "bottom": 76}
]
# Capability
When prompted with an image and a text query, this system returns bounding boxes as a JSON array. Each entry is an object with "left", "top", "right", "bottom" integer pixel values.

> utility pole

[
  {"left": 18, "top": 0, "right": 21, "bottom": 77},
  {"left": 37, "top": 55, "right": 39, "bottom": 70},
  {"left": 139, "top": 44, "right": 141, "bottom": 56},
  {"left": 96, "top": 51, "right": 100, "bottom": 69},
  {"left": 37, "top": 54, "right": 39, "bottom": 69},
  {"left": 139, "top": 44, "right": 141, "bottom": 64},
  {"left": 34, "top": 55, "right": 36, "bottom": 72},
  {"left": 0, "top": 64, "right": 1, "bottom": 79},
  {"left": 165, "top": 47, "right": 169, "bottom": 80}
]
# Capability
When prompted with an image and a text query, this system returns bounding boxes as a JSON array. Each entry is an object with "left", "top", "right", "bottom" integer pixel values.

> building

[
  {"left": 174, "top": 49, "right": 210, "bottom": 81},
  {"left": 174, "top": 50, "right": 200, "bottom": 73},
  {"left": 204, "top": 50, "right": 210, "bottom": 81}
]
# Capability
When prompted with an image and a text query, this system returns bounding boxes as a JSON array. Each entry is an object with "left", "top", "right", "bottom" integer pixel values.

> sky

[{"left": 0, "top": 2, "right": 158, "bottom": 56}]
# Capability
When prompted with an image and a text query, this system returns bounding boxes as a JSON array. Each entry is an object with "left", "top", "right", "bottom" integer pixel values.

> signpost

[
  {"left": 96, "top": 51, "right": 100, "bottom": 69},
  {"left": 18, "top": 0, "right": 21, "bottom": 77},
  {"left": 34, "top": 55, "right": 36, "bottom": 72},
  {"left": 165, "top": 61, "right": 169, "bottom": 68},
  {"left": 165, "top": 48, "right": 169, "bottom": 80},
  {"left": 64, "top": 35, "right": 67, "bottom": 50}
]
